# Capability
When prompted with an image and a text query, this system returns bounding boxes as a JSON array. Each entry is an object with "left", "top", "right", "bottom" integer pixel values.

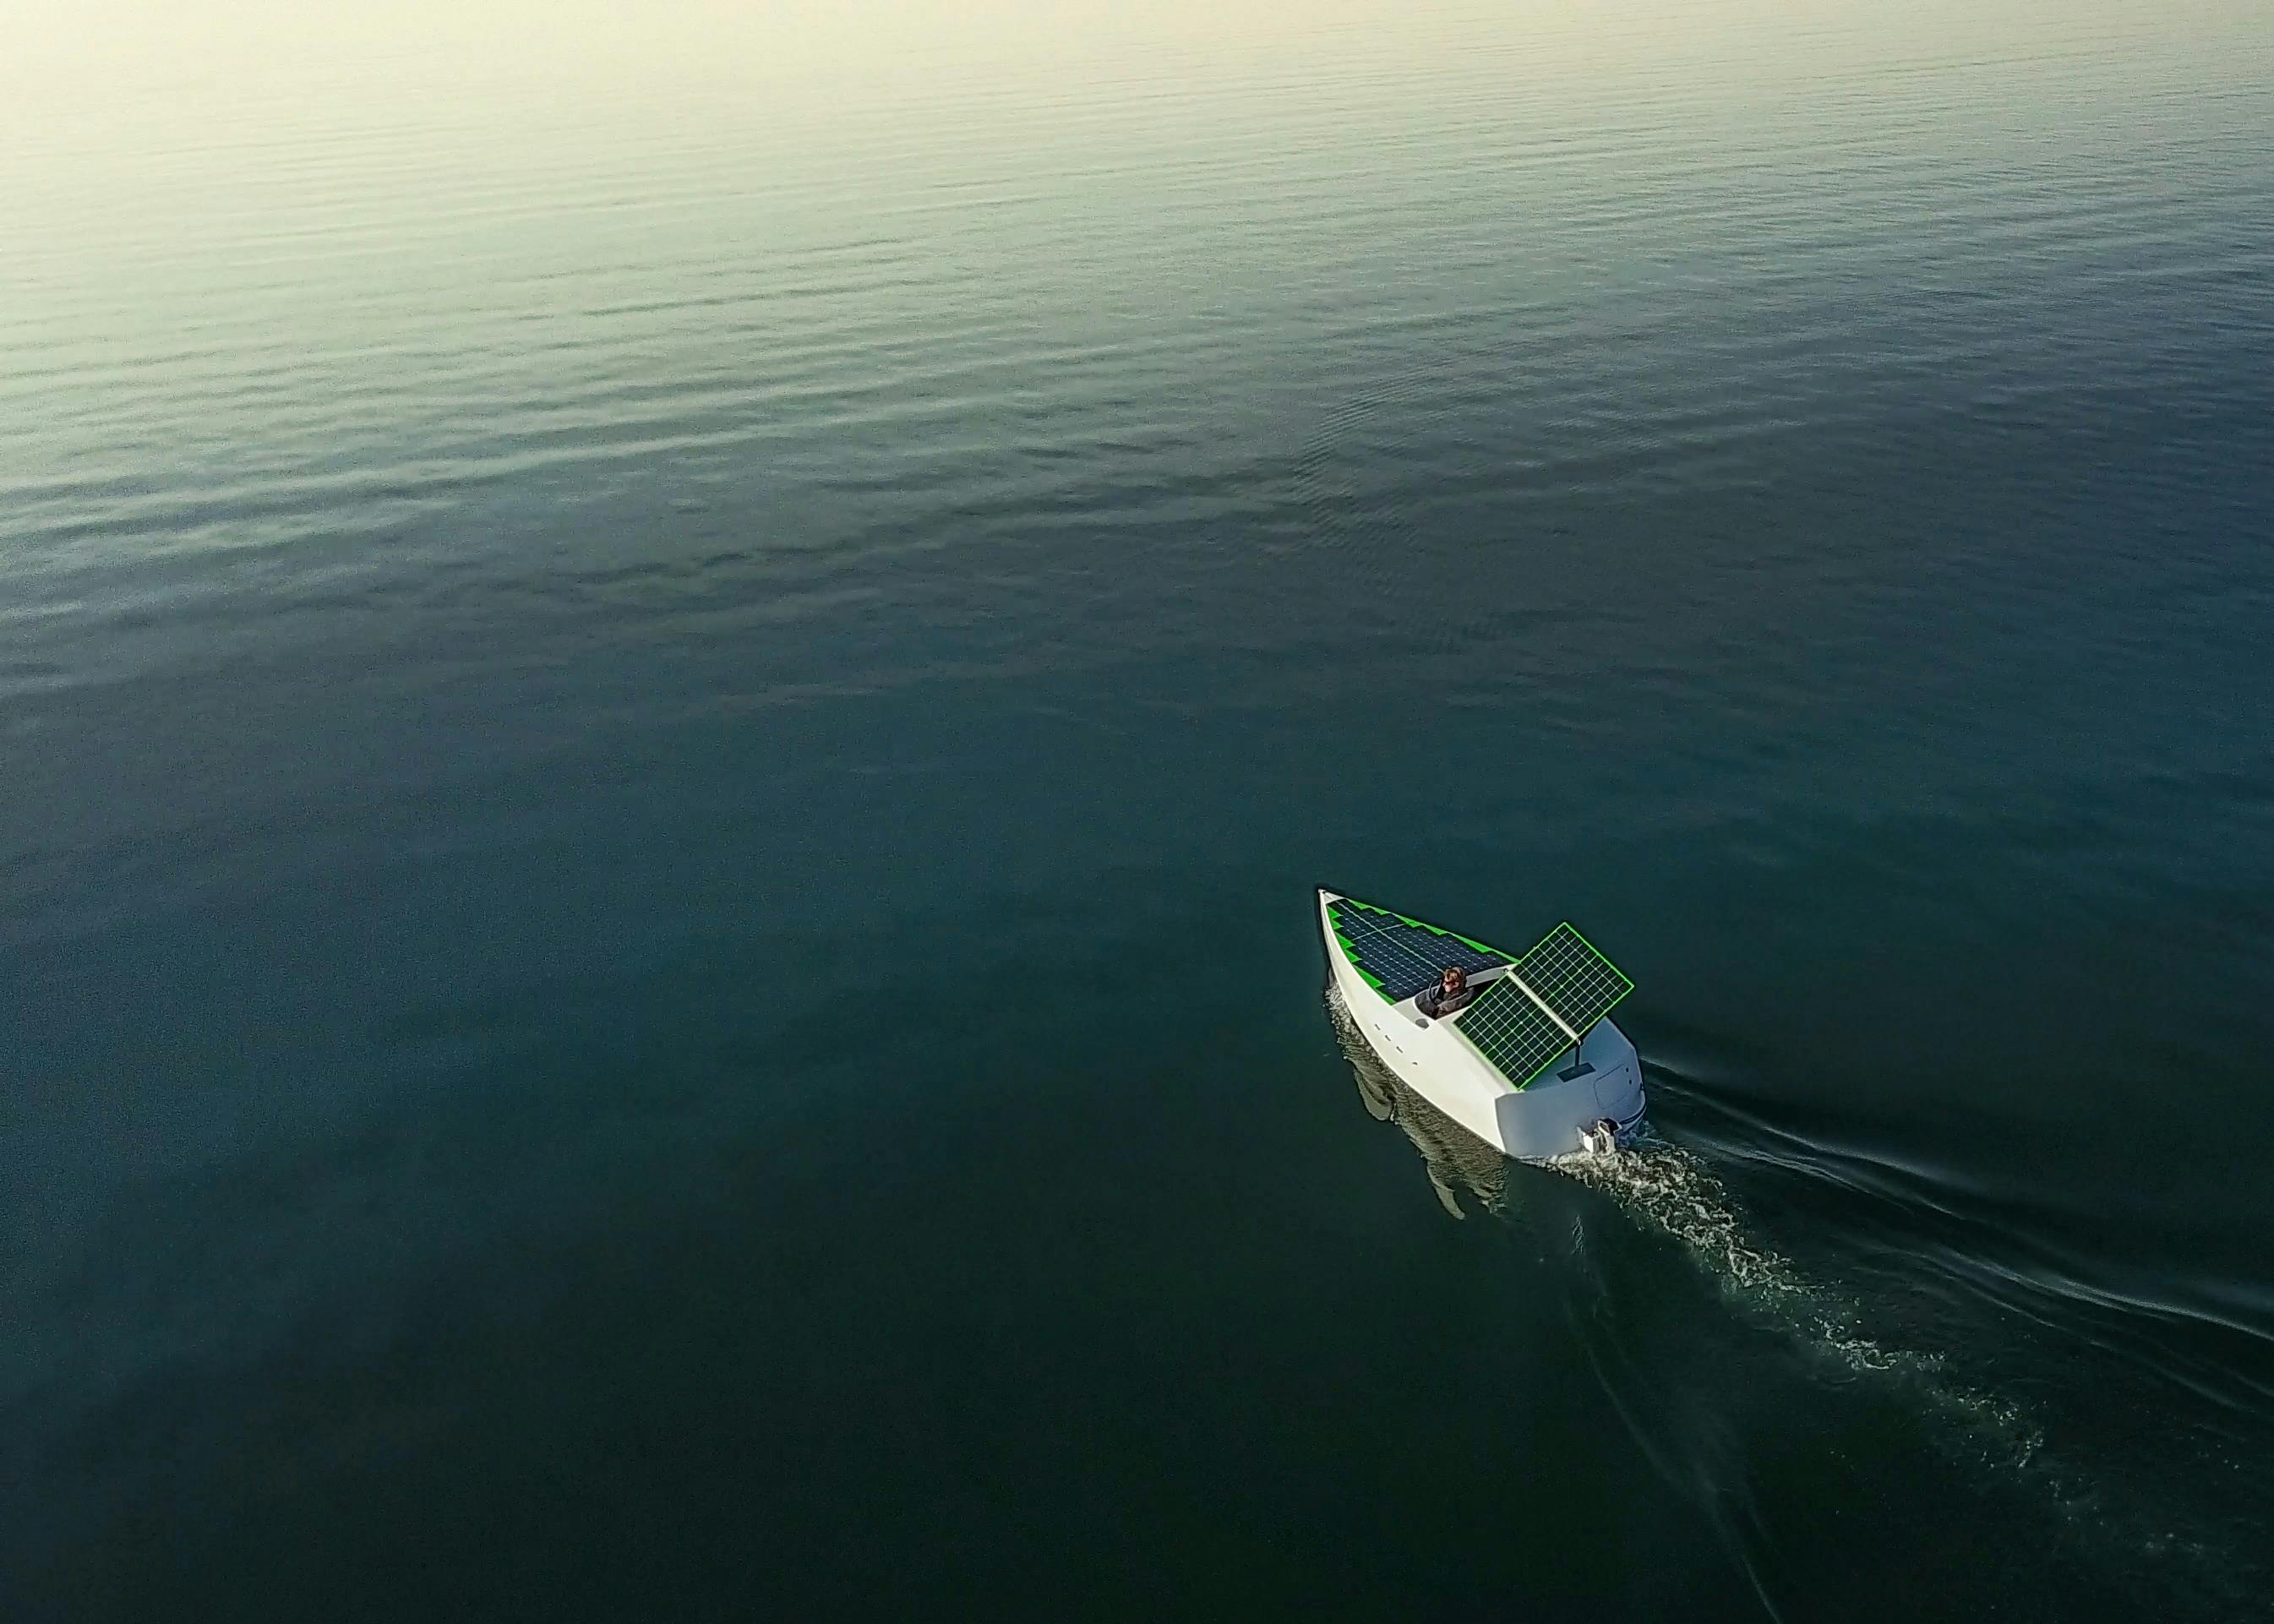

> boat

[{"left": 1317, "top": 888, "right": 1644, "bottom": 1158}]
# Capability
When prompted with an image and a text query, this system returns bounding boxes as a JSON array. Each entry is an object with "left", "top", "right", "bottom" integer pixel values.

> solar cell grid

[
  {"left": 1453, "top": 978, "right": 1573, "bottom": 1087},
  {"left": 1452, "top": 923, "right": 1632, "bottom": 1087},
  {"left": 1328, "top": 900, "right": 1507, "bottom": 1001},
  {"left": 1512, "top": 923, "right": 1633, "bottom": 1034}
]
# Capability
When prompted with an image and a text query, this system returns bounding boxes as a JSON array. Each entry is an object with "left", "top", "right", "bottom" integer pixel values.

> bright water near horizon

[{"left": 6, "top": 2, "right": 2273, "bottom": 1617}]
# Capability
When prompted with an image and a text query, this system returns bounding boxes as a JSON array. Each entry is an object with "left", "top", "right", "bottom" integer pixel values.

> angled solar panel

[
  {"left": 1327, "top": 897, "right": 1509, "bottom": 1002},
  {"left": 1459, "top": 922, "right": 1633, "bottom": 1088},
  {"left": 1511, "top": 922, "right": 1633, "bottom": 1040}
]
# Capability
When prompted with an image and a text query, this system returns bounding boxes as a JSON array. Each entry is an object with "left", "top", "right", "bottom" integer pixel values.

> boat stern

[{"left": 1490, "top": 1018, "right": 1645, "bottom": 1158}]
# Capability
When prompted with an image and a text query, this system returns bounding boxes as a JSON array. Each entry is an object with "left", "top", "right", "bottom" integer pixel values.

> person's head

[{"left": 1442, "top": 966, "right": 1467, "bottom": 993}]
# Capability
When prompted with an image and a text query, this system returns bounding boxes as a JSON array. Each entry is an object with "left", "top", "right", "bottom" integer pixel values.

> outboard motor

[{"left": 1577, "top": 1117, "right": 1622, "bottom": 1157}]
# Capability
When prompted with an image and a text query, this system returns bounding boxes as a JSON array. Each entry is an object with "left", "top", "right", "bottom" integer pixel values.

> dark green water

[{"left": 7, "top": 3, "right": 2274, "bottom": 1617}]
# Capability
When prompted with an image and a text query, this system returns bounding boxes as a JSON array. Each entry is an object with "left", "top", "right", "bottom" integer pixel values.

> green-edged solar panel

[
  {"left": 1327, "top": 897, "right": 1509, "bottom": 1002},
  {"left": 1457, "top": 922, "right": 1633, "bottom": 1087},
  {"left": 1450, "top": 978, "right": 1574, "bottom": 1088},
  {"left": 1512, "top": 922, "right": 1633, "bottom": 1039}
]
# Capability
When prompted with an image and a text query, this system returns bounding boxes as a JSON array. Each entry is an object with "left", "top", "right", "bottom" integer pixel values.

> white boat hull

[{"left": 1318, "top": 888, "right": 1644, "bottom": 1158}]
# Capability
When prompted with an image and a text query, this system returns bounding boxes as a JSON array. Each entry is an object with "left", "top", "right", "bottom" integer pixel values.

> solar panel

[
  {"left": 1327, "top": 897, "right": 1509, "bottom": 1002},
  {"left": 1450, "top": 978, "right": 1576, "bottom": 1089},
  {"left": 1511, "top": 922, "right": 1633, "bottom": 1040},
  {"left": 1458, "top": 922, "right": 1633, "bottom": 1087}
]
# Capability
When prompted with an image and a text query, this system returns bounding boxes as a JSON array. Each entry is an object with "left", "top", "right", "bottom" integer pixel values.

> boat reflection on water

[{"left": 1328, "top": 989, "right": 1505, "bottom": 1218}]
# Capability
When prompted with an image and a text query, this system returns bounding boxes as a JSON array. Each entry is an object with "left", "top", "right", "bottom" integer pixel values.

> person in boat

[{"left": 1416, "top": 965, "right": 1475, "bottom": 1017}]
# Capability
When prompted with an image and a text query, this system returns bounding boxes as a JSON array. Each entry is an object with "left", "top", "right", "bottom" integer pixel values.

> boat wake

[
  {"left": 1545, "top": 1111, "right": 2266, "bottom": 1616},
  {"left": 1328, "top": 987, "right": 2039, "bottom": 1462},
  {"left": 1551, "top": 1125, "right": 2046, "bottom": 1469},
  {"left": 1328, "top": 986, "right": 2258, "bottom": 1611}
]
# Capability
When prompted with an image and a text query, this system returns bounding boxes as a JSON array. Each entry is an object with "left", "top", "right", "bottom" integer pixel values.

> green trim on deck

[
  {"left": 1326, "top": 894, "right": 1515, "bottom": 1005},
  {"left": 1325, "top": 906, "right": 1388, "bottom": 996},
  {"left": 1331, "top": 896, "right": 1512, "bottom": 959}
]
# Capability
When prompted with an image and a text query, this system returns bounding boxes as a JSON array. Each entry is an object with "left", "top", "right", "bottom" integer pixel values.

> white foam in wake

[{"left": 1551, "top": 1129, "right": 2044, "bottom": 1468}]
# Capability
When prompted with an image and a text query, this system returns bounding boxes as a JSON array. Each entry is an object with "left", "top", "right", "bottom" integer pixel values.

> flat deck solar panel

[
  {"left": 1327, "top": 898, "right": 1508, "bottom": 1002},
  {"left": 1512, "top": 922, "right": 1634, "bottom": 1038},
  {"left": 1449, "top": 978, "right": 1574, "bottom": 1089}
]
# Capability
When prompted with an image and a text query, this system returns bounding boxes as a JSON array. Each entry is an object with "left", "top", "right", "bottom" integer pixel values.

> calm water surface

[{"left": 7, "top": 3, "right": 2274, "bottom": 1617}]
